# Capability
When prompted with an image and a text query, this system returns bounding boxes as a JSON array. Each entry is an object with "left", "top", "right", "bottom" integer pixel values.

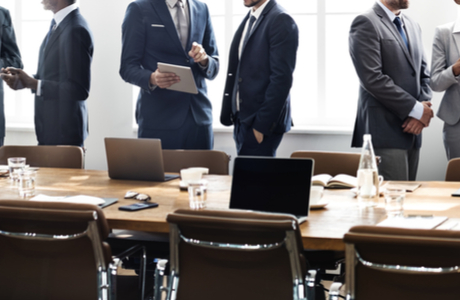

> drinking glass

[{"left": 8, "top": 157, "right": 26, "bottom": 186}]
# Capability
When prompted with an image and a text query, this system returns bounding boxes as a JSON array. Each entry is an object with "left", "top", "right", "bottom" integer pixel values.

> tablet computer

[{"left": 157, "top": 62, "right": 198, "bottom": 94}]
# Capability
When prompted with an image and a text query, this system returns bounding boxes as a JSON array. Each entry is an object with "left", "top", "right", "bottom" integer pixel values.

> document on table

[
  {"left": 31, "top": 194, "right": 118, "bottom": 208},
  {"left": 377, "top": 215, "right": 448, "bottom": 229}
]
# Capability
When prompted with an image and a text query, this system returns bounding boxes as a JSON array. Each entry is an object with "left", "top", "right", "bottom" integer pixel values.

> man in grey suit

[
  {"left": 0, "top": 6, "right": 22, "bottom": 147},
  {"left": 431, "top": 0, "right": 460, "bottom": 160},
  {"left": 349, "top": 0, "right": 434, "bottom": 181}
]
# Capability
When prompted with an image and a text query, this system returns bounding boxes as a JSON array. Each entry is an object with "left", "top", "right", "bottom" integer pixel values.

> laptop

[
  {"left": 229, "top": 156, "right": 314, "bottom": 224},
  {"left": 104, "top": 137, "right": 179, "bottom": 182}
]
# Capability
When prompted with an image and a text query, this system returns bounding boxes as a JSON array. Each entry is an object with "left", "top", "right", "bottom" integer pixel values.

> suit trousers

[
  {"left": 443, "top": 121, "right": 460, "bottom": 161},
  {"left": 374, "top": 141, "right": 420, "bottom": 181},
  {"left": 138, "top": 108, "right": 213, "bottom": 150},
  {"left": 0, "top": 137, "right": 3, "bottom": 147},
  {"left": 234, "top": 116, "right": 283, "bottom": 157}
]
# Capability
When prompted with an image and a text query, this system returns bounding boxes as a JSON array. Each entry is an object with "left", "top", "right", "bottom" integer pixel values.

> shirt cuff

[
  {"left": 36, "top": 80, "right": 42, "bottom": 96},
  {"left": 408, "top": 101, "right": 424, "bottom": 120}
]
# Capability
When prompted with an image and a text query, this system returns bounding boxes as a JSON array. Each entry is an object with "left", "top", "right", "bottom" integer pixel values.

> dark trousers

[
  {"left": 234, "top": 118, "right": 283, "bottom": 157},
  {"left": 138, "top": 109, "right": 213, "bottom": 150},
  {"left": 0, "top": 137, "right": 3, "bottom": 147}
]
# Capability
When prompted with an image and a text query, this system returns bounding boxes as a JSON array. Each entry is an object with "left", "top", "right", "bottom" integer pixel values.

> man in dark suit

[
  {"left": 220, "top": 0, "right": 298, "bottom": 157},
  {"left": 349, "top": 0, "right": 433, "bottom": 180},
  {"left": 0, "top": 6, "right": 22, "bottom": 147},
  {"left": 120, "top": 0, "right": 219, "bottom": 150},
  {"left": 1, "top": 0, "right": 93, "bottom": 147}
]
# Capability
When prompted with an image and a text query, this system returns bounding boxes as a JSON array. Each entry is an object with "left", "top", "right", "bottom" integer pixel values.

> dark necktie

[
  {"left": 44, "top": 19, "right": 56, "bottom": 47},
  {"left": 242, "top": 15, "right": 256, "bottom": 49},
  {"left": 393, "top": 17, "right": 408, "bottom": 49}
]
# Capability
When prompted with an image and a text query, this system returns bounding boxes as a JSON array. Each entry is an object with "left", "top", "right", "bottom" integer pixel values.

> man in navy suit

[
  {"left": 1, "top": 0, "right": 93, "bottom": 147},
  {"left": 120, "top": 0, "right": 219, "bottom": 150},
  {"left": 220, "top": 0, "right": 298, "bottom": 157},
  {"left": 0, "top": 6, "right": 22, "bottom": 147}
]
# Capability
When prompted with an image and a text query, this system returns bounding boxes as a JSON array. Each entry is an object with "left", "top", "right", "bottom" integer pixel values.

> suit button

[
  {"left": 186, "top": 59, "right": 190, "bottom": 63},
  {"left": 238, "top": 78, "right": 242, "bottom": 83}
]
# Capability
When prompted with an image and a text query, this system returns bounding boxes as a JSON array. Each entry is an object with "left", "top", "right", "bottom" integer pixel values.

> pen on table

[{"left": 406, "top": 214, "right": 434, "bottom": 218}]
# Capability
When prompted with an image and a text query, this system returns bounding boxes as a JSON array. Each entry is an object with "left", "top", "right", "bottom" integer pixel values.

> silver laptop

[
  {"left": 104, "top": 138, "right": 179, "bottom": 182},
  {"left": 229, "top": 156, "right": 314, "bottom": 224}
]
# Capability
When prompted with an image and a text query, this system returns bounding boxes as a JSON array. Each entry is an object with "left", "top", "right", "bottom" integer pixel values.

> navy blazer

[
  {"left": 34, "top": 8, "right": 93, "bottom": 146},
  {"left": 120, "top": 0, "right": 219, "bottom": 131},
  {"left": 0, "top": 6, "right": 22, "bottom": 141},
  {"left": 220, "top": 0, "right": 298, "bottom": 136}
]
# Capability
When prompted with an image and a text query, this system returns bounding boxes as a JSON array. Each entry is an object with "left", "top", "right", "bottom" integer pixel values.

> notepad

[
  {"left": 31, "top": 194, "right": 118, "bottom": 208},
  {"left": 377, "top": 215, "right": 448, "bottom": 229}
]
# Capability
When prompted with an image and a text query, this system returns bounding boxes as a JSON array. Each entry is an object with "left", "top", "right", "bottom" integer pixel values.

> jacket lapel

[
  {"left": 452, "top": 22, "right": 460, "bottom": 58},
  {"left": 151, "top": 0, "right": 185, "bottom": 53},
  {"left": 42, "top": 9, "right": 78, "bottom": 61},
  {"left": 374, "top": 4, "right": 415, "bottom": 72},
  {"left": 241, "top": 0, "right": 276, "bottom": 55}
]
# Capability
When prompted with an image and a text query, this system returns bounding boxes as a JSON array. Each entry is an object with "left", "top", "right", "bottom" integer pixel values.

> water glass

[
  {"left": 188, "top": 181, "right": 207, "bottom": 209},
  {"left": 384, "top": 187, "right": 405, "bottom": 217},
  {"left": 8, "top": 157, "right": 26, "bottom": 185},
  {"left": 18, "top": 169, "right": 37, "bottom": 198}
]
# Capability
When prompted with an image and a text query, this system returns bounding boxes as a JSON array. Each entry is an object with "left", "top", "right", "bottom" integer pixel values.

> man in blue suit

[
  {"left": 220, "top": 0, "right": 298, "bottom": 157},
  {"left": 1, "top": 0, "right": 93, "bottom": 147},
  {"left": 0, "top": 6, "right": 22, "bottom": 147},
  {"left": 120, "top": 0, "right": 219, "bottom": 150}
]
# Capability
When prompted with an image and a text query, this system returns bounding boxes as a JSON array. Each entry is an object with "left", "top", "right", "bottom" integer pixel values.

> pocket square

[{"left": 151, "top": 24, "right": 165, "bottom": 28}]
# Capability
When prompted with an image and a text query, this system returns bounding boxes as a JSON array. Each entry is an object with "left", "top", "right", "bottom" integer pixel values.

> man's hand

[
  {"left": 453, "top": 58, "right": 460, "bottom": 76},
  {"left": 0, "top": 67, "right": 36, "bottom": 90},
  {"left": 253, "top": 128, "right": 264, "bottom": 144},
  {"left": 188, "top": 42, "right": 208, "bottom": 66},
  {"left": 419, "top": 101, "right": 434, "bottom": 127},
  {"left": 150, "top": 69, "right": 180, "bottom": 89},
  {"left": 402, "top": 117, "right": 424, "bottom": 135}
]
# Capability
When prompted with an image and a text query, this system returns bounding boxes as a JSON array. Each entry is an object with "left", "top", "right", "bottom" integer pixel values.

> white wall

[{"left": 4, "top": 0, "right": 458, "bottom": 180}]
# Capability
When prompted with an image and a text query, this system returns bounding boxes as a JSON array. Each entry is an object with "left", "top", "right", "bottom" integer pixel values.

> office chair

[
  {"left": 154, "top": 209, "right": 318, "bottom": 300},
  {"left": 445, "top": 157, "right": 460, "bottom": 181},
  {"left": 290, "top": 150, "right": 380, "bottom": 176},
  {"left": 0, "top": 200, "right": 146, "bottom": 300},
  {"left": 162, "top": 149, "right": 231, "bottom": 175},
  {"left": 328, "top": 225, "right": 460, "bottom": 300},
  {"left": 0, "top": 145, "right": 85, "bottom": 169}
]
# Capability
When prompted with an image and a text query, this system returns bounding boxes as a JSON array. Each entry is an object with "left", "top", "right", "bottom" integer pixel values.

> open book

[{"left": 312, "top": 174, "right": 357, "bottom": 189}]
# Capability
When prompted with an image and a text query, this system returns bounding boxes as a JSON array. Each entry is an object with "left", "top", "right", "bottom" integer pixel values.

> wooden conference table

[{"left": 2, "top": 168, "right": 460, "bottom": 251}]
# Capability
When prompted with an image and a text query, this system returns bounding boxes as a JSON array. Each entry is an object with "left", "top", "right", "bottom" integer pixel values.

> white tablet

[{"left": 157, "top": 62, "right": 198, "bottom": 94}]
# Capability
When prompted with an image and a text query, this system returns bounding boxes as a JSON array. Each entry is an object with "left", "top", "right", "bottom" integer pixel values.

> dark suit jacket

[
  {"left": 119, "top": 0, "right": 219, "bottom": 133},
  {"left": 34, "top": 8, "right": 93, "bottom": 146},
  {"left": 349, "top": 3, "right": 431, "bottom": 149},
  {"left": 220, "top": 0, "right": 298, "bottom": 136},
  {"left": 0, "top": 6, "right": 22, "bottom": 140}
]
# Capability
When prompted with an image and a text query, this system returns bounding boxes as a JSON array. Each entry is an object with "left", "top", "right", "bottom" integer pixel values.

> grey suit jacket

[
  {"left": 349, "top": 3, "right": 431, "bottom": 149},
  {"left": 431, "top": 22, "right": 460, "bottom": 125}
]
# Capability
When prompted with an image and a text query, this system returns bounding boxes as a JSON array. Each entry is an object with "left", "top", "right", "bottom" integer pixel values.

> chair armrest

[
  {"left": 328, "top": 282, "right": 343, "bottom": 300},
  {"left": 154, "top": 259, "right": 169, "bottom": 300},
  {"left": 110, "top": 244, "right": 146, "bottom": 300}
]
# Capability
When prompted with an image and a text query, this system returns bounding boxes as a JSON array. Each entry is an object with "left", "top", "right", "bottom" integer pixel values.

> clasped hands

[
  {"left": 150, "top": 42, "right": 208, "bottom": 89},
  {"left": 0, "top": 67, "right": 37, "bottom": 91},
  {"left": 402, "top": 101, "right": 434, "bottom": 135}
]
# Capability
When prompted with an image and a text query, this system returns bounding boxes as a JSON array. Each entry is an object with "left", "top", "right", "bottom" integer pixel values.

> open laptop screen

[{"left": 229, "top": 156, "right": 314, "bottom": 218}]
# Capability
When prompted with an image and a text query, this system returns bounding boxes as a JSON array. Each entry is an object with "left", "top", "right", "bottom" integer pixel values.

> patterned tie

[
  {"left": 44, "top": 19, "right": 56, "bottom": 47},
  {"left": 176, "top": 0, "right": 188, "bottom": 49},
  {"left": 393, "top": 17, "right": 408, "bottom": 49},
  {"left": 242, "top": 15, "right": 257, "bottom": 50}
]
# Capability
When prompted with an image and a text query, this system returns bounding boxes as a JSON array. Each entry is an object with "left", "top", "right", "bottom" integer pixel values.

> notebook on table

[
  {"left": 104, "top": 137, "right": 179, "bottom": 182},
  {"left": 229, "top": 156, "right": 314, "bottom": 224}
]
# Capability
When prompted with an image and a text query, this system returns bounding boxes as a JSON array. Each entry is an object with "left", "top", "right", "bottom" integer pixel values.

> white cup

[
  {"left": 180, "top": 168, "right": 203, "bottom": 184},
  {"left": 310, "top": 186, "right": 324, "bottom": 205}
]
